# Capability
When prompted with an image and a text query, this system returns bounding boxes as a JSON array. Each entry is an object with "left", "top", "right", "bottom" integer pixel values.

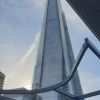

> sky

[{"left": 0, "top": 0, "right": 100, "bottom": 100}]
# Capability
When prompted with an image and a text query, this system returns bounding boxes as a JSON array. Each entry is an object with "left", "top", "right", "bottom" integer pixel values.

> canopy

[{"left": 66, "top": 0, "right": 100, "bottom": 40}]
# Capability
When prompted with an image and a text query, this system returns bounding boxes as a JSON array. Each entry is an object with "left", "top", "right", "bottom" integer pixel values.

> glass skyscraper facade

[{"left": 32, "top": 0, "right": 83, "bottom": 100}]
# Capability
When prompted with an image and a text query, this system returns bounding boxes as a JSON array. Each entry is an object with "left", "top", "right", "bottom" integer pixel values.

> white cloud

[
  {"left": 3, "top": 31, "right": 41, "bottom": 89},
  {"left": 80, "top": 73, "right": 100, "bottom": 100},
  {"left": 34, "top": 0, "right": 46, "bottom": 8},
  {"left": 18, "top": 31, "right": 40, "bottom": 65},
  {"left": 80, "top": 73, "right": 100, "bottom": 92},
  {"left": 0, "top": 0, "right": 44, "bottom": 90},
  {"left": 0, "top": 0, "right": 45, "bottom": 8},
  {"left": 0, "top": 0, "right": 46, "bottom": 21}
]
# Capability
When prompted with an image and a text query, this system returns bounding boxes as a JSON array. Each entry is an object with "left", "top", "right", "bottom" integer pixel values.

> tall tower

[{"left": 32, "top": 0, "right": 83, "bottom": 100}]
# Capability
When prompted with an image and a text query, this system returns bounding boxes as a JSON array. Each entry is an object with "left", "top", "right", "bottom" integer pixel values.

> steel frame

[{"left": 0, "top": 38, "right": 100, "bottom": 100}]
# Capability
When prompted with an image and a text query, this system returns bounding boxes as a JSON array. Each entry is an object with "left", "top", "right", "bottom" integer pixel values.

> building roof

[
  {"left": 8, "top": 87, "right": 27, "bottom": 90},
  {"left": 66, "top": 0, "right": 100, "bottom": 40}
]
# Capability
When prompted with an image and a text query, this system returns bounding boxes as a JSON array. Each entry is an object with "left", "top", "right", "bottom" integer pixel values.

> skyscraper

[
  {"left": 32, "top": 0, "right": 83, "bottom": 100},
  {"left": 0, "top": 71, "right": 5, "bottom": 89}
]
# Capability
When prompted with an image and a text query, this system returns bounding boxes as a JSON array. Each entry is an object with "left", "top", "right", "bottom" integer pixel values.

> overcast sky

[{"left": 0, "top": 0, "right": 100, "bottom": 100}]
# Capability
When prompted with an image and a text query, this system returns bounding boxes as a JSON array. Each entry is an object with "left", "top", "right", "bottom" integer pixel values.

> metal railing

[{"left": 0, "top": 38, "right": 100, "bottom": 100}]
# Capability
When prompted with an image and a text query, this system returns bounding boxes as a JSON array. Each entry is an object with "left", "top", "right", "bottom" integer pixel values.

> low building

[
  {"left": 0, "top": 71, "right": 5, "bottom": 89},
  {"left": 4, "top": 87, "right": 39, "bottom": 100},
  {"left": 0, "top": 95, "right": 15, "bottom": 100},
  {"left": 4, "top": 94, "right": 32, "bottom": 100}
]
